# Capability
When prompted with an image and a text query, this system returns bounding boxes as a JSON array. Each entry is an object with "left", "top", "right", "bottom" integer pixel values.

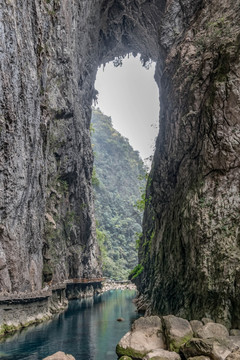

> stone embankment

[
  {"left": 0, "top": 286, "right": 67, "bottom": 337},
  {"left": 0, "top": 279, "right": 135, "bottom": 338},
  {"left": 116, "top": 315, "right": 240, "bottom": 360}
]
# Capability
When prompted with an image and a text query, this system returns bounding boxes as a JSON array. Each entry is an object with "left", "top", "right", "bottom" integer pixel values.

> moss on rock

[
  {"left": 116, "top": 344, "right": 147, "bottom": 359},
  {"left": 169, "top": 334, "right": 193, "bottom": 353}
]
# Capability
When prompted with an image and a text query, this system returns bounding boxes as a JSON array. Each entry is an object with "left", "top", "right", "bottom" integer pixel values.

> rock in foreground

[
  {"left": 180, "top": 338, "right": 231, "bottom": 360},
  {"left": 116, "top": 316, "right": 165, "bottom": 359},
  {"left": 43, "top": 351, "right": 75, "bottom": 360},
  {"left": 116, "top": 316, "right": 240, "bottom": 360},
  {"left": 143, "top": 348, "right": 181, "bottom": 360},
  {"left": 196, "top": 323, "right": 229, "bottom": 339},
  {"left": 163, "top": 315, "right": 193, "bottom": 352}
]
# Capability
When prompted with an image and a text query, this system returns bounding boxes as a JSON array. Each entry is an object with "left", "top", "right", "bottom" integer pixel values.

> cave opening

[{"left": 90, "top": 54, "right": 160, "bottom": 280}]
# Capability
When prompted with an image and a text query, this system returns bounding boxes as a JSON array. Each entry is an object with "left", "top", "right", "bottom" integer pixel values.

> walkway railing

[{"left": 0, "top": 278, "right": 106, "bottom": 302}]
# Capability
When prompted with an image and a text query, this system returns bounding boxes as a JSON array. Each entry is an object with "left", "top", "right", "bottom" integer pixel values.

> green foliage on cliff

[
  {"left": 91, "top": 108, "right": 146, "bottom": 280},
  {"left": 129, "top": 264, "right": 144, "bottom": 280}
]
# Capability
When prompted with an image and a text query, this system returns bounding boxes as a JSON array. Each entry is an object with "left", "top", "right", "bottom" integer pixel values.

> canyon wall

[
  {"left": 0, "top": 0, "right": 102, "bottom": 293},
  {"left": 136, "top": 0, "right": 240, "bottom": 328},
  {"left": 0, "top": 0, "right": 240, "bottom": 327}
]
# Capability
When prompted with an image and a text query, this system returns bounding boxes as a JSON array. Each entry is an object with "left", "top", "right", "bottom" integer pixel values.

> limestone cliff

[
  {"left": 0, "top": 0, "right": 240, "bottom": 328},
  {"left": 136, "top": 1, "right": 240, "bottom": 328},
  {"left": 0, "top": 0, "right": 102, "bottom": 292}
]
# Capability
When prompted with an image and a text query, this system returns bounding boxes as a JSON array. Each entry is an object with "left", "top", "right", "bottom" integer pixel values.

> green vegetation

[
  {"left": 91, "top": 108, "right": 147, "bottom": 280},
  {"left": 116, "top": 344, "right": 147, "bottom": 359},
  {"left": 169, "top": 334, "right": 193, "bottom": 353},
  {"left": 129, "top": 263, "right": 144, "bottom": 280}
]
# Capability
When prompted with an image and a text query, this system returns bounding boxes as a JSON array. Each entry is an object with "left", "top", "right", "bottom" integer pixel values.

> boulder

[
  {"left": 143, "top": 348, "right": 181, "bottom": 360},
  {"left": 196, "top": 323, "right": 229, "bottom": 339},
  {"left": 188, "top": 357, "right": 211, "bottom": 360},
  {"left": 229, "top": 336, "right": 240, "bottom": 349},
  {"left": 230, "top": 330, "right": 240, "bottom": 336},
  {"left": 163, "top": 315, "right": 193, "bottom": 352},
  {"left": 132, "top": 316, "right": 163, "bottom": 331},
  {"left": 190, "top": 320, "right": 203, "bottom": 336},
  {"left": 180, "top": 338, "right": 231, "bottom": 360},
  {"left": 226, "top": 350, "right": 240, "bottom": 360},
  {"left": 116, "top": 316, "right": 165, "bottom": 359},
  {"left": 202, "top": 318, "right": 214, "bottom": 325},
  {"left": 43, "top": 351, "right": 75, "bottom": 360}
]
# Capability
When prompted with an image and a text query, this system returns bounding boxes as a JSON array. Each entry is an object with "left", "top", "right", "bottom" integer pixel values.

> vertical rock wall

[
  {"left": 0, "top": 0, "right": 102, "bottom": 292},
  {"left": 137, "top": 0, "right": 240, "bottom": 327}
]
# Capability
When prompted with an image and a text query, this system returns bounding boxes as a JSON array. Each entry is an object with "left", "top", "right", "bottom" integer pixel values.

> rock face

[
  {"left": 116, "top": 316, "right": 165, "bottom": 359},
  {"left": 196, "top": 323, "right": 229, "bottom": 340},
  {"left": 133, "top": 1, "right": 240, "bottom": 327},
  {"left": 163, "top": 315, "right": 193, "bottom": 352},
  {"left": 180, "top": 338, "right": 232, "bottom": 360},
  {"left": 0, "top": 0, "right": 103, "bottom": 292},
  {"left": 143, "top": 349, "right": 181, "bottom": 360},
  {"left": 1, "top": 0, "right": 240, "bottom": 328}
]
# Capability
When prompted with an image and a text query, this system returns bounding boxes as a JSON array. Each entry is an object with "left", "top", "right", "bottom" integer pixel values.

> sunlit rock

[
  {"left": 43, "top": 351, "right": 75, "bottom": 360},
  {"left": 116, "top": 316, "right": 165, "bottom": 359},
  {"left": 162, "top": 315, "right": 193, "bottom": 353},
  {"left": 180, "top": 338, "right": 232, "bottom": 360},
  {"left": 143, "top": 348, "right": 181, "bottom": 360},
  {"left": 196, "top": 323, "right": 229, "bottom": 339}
]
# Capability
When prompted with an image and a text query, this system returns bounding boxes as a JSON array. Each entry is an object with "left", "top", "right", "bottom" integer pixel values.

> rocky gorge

[{"left": 0, "top": 0, "right": 240, "bottom": 343}]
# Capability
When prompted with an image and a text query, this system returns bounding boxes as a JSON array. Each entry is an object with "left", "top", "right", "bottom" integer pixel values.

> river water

[{"left": 0, "top": 289, "right": 139, "bottom": 360}]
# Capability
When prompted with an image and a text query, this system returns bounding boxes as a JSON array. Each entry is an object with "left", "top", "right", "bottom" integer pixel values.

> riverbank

[
  {"left": 0, "top": 280, "right": 136, "bottom": 338},
  {"left": 0, "top": 287, "right": 67, "bottom": 337},
  {"left": 0, "top": 288, "right": 138, "bottom": 359},
  {"left": 100, "top": 280, "right": 137, "bottom": 293}
]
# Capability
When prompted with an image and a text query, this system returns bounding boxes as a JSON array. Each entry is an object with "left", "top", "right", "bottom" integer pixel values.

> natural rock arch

[{"left": 0, "top": 0, "right": 240, "bottom": 327}]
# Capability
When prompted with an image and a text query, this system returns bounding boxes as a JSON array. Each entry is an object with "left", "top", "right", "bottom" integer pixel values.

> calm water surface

[{"left": 0, "top": 289, "right": 140, "bottom": 360}]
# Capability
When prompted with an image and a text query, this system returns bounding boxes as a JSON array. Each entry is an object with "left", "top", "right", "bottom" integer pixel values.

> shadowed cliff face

[
  {"left": 1, "top": 0, "right": 240, "bottom": 326},
  {"left": 0, "top": 0, "right": 103, "bottom": 291}
]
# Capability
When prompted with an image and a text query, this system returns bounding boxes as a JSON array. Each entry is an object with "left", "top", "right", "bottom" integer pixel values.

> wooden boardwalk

[
  {"left": 67, "top": 277, "right": 105, "bottom": 284},
  {"left": 0, "top": 278, "right": 106, "bottom": 302}
]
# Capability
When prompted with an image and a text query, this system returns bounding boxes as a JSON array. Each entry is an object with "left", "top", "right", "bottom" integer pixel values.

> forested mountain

[{"left": 91, "top": 109, "right": 147, "bottom": 280}]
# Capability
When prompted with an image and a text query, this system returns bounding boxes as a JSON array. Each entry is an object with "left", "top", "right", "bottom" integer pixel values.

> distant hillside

[{"left": 91, "top": 108, "right": 146, "bottom": 280}]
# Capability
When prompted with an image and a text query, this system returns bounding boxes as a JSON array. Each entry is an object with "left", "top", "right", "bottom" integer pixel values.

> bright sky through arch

[{"left": 94, "top": 54, "right": 159, "bottom": 166}]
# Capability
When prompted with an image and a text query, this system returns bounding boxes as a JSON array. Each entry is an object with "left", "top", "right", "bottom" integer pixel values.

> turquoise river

[{"left": 0, "top": 289, "right": 139, "bottom": 360}]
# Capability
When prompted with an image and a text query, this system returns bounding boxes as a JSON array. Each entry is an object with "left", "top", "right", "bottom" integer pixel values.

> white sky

[{"left": 93, "top": 54, "right": 159, "bottom": 165}]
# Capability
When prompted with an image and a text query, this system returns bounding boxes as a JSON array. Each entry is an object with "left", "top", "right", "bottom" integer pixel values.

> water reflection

[{"left": 0, "top": 290, "right": 140, "bottom": 360}]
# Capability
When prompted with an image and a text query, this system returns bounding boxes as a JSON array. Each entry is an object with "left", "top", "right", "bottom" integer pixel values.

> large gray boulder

[
  {"left": 143, "top": 349, "right": 181, "bottom": 360},
  {"left": 116, "top": 316, "right": 165, "bottom": 359},
  {"left": 196, "top": 323, "right": 229, "bottom": 339},
  {"left": 202, "top": 318, "right": 215, "bottom": 325},
  {"left": 188, "top": 357, "right": 211, "bottom": 360},
  {"left": 190, "top": 320, "right": 204, "bottom": 336},
  {"left": 163, "top": 315, "right": 193, "bottom": 352},
  {"left": 132, "top": 316, "right": 163, "bottom": 332},
  {"left": 180, "top": 338, "right": 231, "bottom": 360},
  {"left": 43, "top": 352, "right": 75, "bottom": 360}
]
